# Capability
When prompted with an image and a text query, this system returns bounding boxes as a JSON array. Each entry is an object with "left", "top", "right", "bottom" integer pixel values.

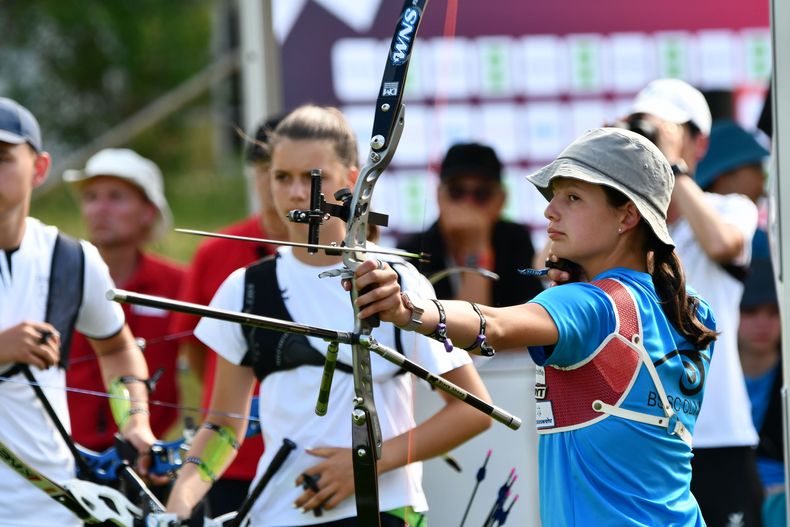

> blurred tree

[{"left": 0, "top": 0, "right": 215, "bottom": 169}]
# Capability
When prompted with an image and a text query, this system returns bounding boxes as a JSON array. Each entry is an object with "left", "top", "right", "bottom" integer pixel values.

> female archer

[
  {"left": 165, "top": 104, "right": 492, "bottom": 526},
  {"left": 352, "top": 127, "right": 718, "bottom": 526}
]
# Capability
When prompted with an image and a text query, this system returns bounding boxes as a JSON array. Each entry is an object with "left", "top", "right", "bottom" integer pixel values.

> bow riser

[{"left": 343, "top": 3, "right": 428, "bottom": 523}]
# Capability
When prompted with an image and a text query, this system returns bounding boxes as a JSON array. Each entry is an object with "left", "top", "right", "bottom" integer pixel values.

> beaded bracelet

[
  {"left": 463, "top": 302, "right": 495, "bottom": 357},
  {"left": 184, "top": 456, "right": 218, "bottom": 483},
  {"left": 127, "top": 407, "right": 150, "bottom": 418},
  {"left": 428, "top": 298, "right": 454, "bottom": 353}
]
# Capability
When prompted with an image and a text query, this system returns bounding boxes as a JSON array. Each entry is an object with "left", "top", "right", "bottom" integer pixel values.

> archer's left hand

[
  {"left": 344, "top": 259, "right": 410, "bottom": 325},
  {"left": 122, "top": 415, "right": 171, "bottom": 485},
  {"left": 294, "top": 447, "right": 355, "bottom": 512}
]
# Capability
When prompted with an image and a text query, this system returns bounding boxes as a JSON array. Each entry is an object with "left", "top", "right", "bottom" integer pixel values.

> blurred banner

[{"left": 274, "top": 0, "right": 770, "bottom": 235}]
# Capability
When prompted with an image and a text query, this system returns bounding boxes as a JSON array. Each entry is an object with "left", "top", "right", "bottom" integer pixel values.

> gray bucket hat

[{"left": 526, "top": 127, "right": 675, "bottom": 247}]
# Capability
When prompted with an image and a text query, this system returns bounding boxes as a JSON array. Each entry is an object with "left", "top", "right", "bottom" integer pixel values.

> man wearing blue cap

[
  {"left": 0, "top": 97, "right": 159, "bottom": 526},
  {"left": 739, "top": 258, "right": 785, "bottom": 526},
  {"left": 696, "top": 120, "right": 770, "bottom": 204}
]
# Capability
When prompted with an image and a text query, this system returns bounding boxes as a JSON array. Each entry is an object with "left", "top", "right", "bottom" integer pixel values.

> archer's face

[
  {"left": 270, "top": 138, "right": 356, "bottom": 241},
  {"left": 543, "top": 178, "right": 622, "bottom": 263}
]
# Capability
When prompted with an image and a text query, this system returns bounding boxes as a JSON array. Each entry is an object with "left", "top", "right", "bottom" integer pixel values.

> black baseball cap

[
  {"left": 0, "top": 97, "right": 42, "bottom": 152},
  {"left": 440, "top": 142, "right": 502, "bottom": 183},
  {"left": 741, "top": 258, "right": 777, "bottom": 309}
]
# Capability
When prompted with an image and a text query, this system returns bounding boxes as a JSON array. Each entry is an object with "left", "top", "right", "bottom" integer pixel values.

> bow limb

[
  {"left": 0, "top": 434, "right": 235, "bottom": 526},
  {"left": 0, "top": 435, "right": 141, "bottom": 526},
  {"left": 342, "top": 2, "right": 428, "bottom": 524}
]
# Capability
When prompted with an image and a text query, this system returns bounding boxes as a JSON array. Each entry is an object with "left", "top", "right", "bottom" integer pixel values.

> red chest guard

[{"left": 534, "top": 278, "right": 692, "bottom": 445}]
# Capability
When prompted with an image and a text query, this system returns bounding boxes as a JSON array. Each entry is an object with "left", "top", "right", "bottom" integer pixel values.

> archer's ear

[
  {"left": 347, "top": 166, "right": 360, "bottom": 186},
  {"left": 620, "top": 201, "right": 642, "bottom": 232},
  {"left": 31, "top": 151, "right": 52, "bottom": 189}
]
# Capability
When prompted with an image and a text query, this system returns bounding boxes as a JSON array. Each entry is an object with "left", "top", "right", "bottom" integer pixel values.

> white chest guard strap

[{"left": 592, "top": 332, "right": 692, "bottom": 447}]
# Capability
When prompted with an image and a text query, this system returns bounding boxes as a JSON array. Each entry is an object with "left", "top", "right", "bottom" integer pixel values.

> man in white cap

[
  {"left": 63, "top": 149, "right": 185, "bottom": 456},
  {"left": 0, "top": 99, "right": 159, "bottom": 526},
  {"left": 631, "top": 79, "right": 761, "bottom": 526}
]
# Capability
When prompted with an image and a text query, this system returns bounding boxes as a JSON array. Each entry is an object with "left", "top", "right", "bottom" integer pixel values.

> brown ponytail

[
  {"left": 601, "top": 186, "right": 717, "bottom": 351},
  {"left": 650, "top": 242, "right": 717, "bottom": 351}
]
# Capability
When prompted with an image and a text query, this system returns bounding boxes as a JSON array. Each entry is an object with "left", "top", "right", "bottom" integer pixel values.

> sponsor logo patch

[{"left": 535, "top": 401, "right": 555, "bottom": 429}]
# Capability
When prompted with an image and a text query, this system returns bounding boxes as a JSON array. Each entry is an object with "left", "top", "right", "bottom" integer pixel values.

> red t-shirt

[
  {"left": 170, "top": 215, "right": 274, "bottom": 481},
  {"left": 67, "top": 252, "right": 185, "bottom": 451}
]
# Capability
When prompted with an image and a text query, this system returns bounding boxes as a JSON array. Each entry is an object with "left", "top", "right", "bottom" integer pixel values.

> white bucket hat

[
  {"left": 630, "top": 78, "right": 712, "bottom": 136},
  {"left": 526, "top": 127, "right": 675, "bottom": 247},
  {"left": 63, "top": 148, "right": 173, "bottom": 241}
]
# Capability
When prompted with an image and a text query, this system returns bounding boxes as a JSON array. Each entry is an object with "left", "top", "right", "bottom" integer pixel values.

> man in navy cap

[
  {"left": 398, "top": 142, "right": 543, "bottom": 307},
  {"left": 738, "top": 258, "right": 785, "bottom": 526},
  {"left": 0, "top": 97, "right": 159, "bottom": 526}
]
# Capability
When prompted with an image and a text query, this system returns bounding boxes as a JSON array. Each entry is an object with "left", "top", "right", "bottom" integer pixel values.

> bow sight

[{"left": 286, "top": 168, "right": 389, "bottom": 254}]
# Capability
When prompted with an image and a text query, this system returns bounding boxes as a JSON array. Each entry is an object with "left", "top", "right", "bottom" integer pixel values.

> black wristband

[
  {"left": 463, "top": 302, "right": 495, "bottom": 356},
  {"left": 429, "top": 298, "right": 454, "bottom": 353},
  {"left": 670, "top": 160, "right": 689, "bottom": 176}
]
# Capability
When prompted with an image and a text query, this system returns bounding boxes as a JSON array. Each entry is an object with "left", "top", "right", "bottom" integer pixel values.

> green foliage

[
  {"left": 4, "top": 0, "right": 257, "bottom": 263},
  {"left": 0, "top": 0, "right": 215, "bottom": 170},
  {"left": 31, "top": 159, "right": 253, "bottom": 264}
]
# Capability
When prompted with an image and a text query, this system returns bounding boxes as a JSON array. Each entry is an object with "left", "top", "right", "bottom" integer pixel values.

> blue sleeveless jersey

[{"left": 528, "top": 268, "right": 715, "bottom": 527}]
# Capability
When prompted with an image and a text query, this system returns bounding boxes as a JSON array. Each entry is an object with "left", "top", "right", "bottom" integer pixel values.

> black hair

[
  {"left": 245, "top": 114, "right": 285, "bottom": 164},
  {"left": 440, "top": 142, "right": 502, "bottom": 183}
]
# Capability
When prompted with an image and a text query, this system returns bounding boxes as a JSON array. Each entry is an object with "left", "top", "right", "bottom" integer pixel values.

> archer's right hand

[{"left": 0, "top": 321, "right": 60, "bottom": 370}]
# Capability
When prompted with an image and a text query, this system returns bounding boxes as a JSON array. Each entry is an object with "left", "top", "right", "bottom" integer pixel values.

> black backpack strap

[
  {"left": 3, "top": 233, "right": 91, "bottom": 477},
  {"left": 757, "top": 363, "right": 784, "bottom": 460},
  {"left": 720, "top": 263, "right": 748, "bottom": 284},
  {"left": 46, "top": 233, "right": 85, "bottom": 368},
  {"left": 240, "top": 255, "right": 352, "bottom": 381}
]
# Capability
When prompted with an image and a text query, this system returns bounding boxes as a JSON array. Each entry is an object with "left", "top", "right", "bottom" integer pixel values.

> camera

[{"left": 611, "top": 114, "right": 659, "bottom": 146}]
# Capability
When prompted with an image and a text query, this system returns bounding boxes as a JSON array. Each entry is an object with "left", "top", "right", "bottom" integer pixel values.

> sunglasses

[{"left": 446, "top": 184, "right": 496, "bottom": 205}]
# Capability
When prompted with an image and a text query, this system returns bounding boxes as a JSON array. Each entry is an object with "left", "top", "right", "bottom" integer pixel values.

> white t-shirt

[
  {"left": 0, "top": 218, "right": 125, "bottom": 527},
  {"left": 670, "top": 192, "right": 759, "bottom": 448},
  {"left": 195, "top": 246, "right": 471, "bottom": 527}
]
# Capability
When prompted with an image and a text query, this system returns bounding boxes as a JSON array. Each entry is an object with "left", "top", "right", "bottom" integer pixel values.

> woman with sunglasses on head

[
  {"left": 165, "top": 105, "right": 492, "bottom": 527},
  {"left": 398, "top": 142, "right": 543, "bottom": 307},
  {"left": 354, "top": 128, "right": 718, "bottom": 526}
]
